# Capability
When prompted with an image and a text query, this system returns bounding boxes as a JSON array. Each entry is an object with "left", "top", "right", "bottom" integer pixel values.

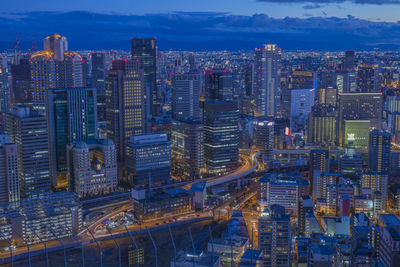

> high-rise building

[
  {"left": 310, "top": 149, "right": 330, "bottom": 181},
  {"left": 254, "top": 44, "right": 281, "bottom": 117},
  {"left": 316, "top": 87, "right": 337, "bottom": 106},
  {"left": 299, "top": 196, "right": 314, "bottom": 237},
  {"left": 244, "top": 63, "right": 254, "bottom": 97},
  {"left": 253, "top": 118, "right": 274, "bottom": 165},
  {"left": 106, "top": 59, "right": 146, "bottom": 162},
  {"left": 0, "top": 135, "right": 19, "bottom": 203},
  {"left": 126, "top": 133, "right": 171, "bottom": 187},
  {"left": 344, "top": 50, "right": 355, "bottom": 70},
  {"left": 362, "top": 171, "right": 388, "bottom": 212},
  {"left": 47, "top": 87, "right": 97, "bottom": 188},
  {"left": 258, "top": 205, "right": 291, "bottom": 267},
  {"left": 10, "top": 58, "right": 31, "bottom": 105},
  {"left": 368, "top": 129, "right": 391, "bottom": 173},
  {"left": 336, "top": 70, "right": 357, "bottom": 93},
  {"left": 357, "top": 65, "right": 377, "bottom": 93},
  {"left": 203, "top": 101, "right": 239, "bottom": 174},
  {"left": 171, "top": 119, "right": 204, "bottom": 180},
  {"left": 5, "top": 106, "right": 50, "bottom": 196},
  {"left": 171, "top": 72, "right": 201, "bottom": 120},
  {"left": 338, "top": 92, "right": 382, "bottom": 146},
  {"left": 43, "top": 33, "right": 68, "bottom": 61},
  {"left": 307, "top": 104, "right": 336, "bottom": 146},
  {"left": 91, "top": 52, "right": 107, "bottom": 122},
  {"left": 339, "top": 147, "right": 363, "bottom": 176},
  {"left": 131, "top": 38, "right": 157, "bottom": 116},
  {"left": 204, "top": 69, "right": 234, "bottom": 101},
  {"left": 67, "top": 139, "right": 117, "bottom": 198},
  {"left": 0, "top": 64, "right": 9, "bottom": 115}
]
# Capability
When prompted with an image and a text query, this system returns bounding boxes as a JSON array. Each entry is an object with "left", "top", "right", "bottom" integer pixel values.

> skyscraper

[
  {"left": 106, "top": 59, "right": 146, "bottom": 162},
  {"left": 171, "top": 119, "right": 204, "bottom": 180},
  {"left": 357, "top": 64, "right": 377, "bottom": 93},
  {"left": 253, "top": 118, "right": 274, "bottom": 165},
  {"left": 344, "top": 50, "right": 355, "bottom": 70},
  {"left": 11, "top": 58, "right": 31, "bottom": 105},
  {"left": 126, "top": 133, "right": 171, "bottom": 187},
  {"left": 172, "top": 72, "right": 201, "bottom": 120},
  {"left": 0, "top": 134, "right": 19, "bottom": 203},
  {"left": 368, "top": 130, "right": 391, "bottom": 173},
  {"left": 6, "top": 106, "right": 50, "bottom": 196},
  {"left": 131, "top": 38, "right": 157, "bottom": 116},
  {"left": 91, "top": 52, "right": 107, "bottom": 122},
  {"left": 47, "top": 87, "right": 97, "bottom": 188},
  {"left": 254, "top": 44, "right": 281, "bottom": 117},
  {"left": 258, "top": 205, "right": 291, "bottom": 267},
  {"left": 204, "top": 69, "right": 234, "bottom": 101},
  {"left": 43, "top": 33, "right": 68, "bottom": 61},
  {"left": 307, "top": 104, "right": 336, "bottom": 146},
  {"left": 203, "top": 100, "right": 239, "bottom": 174},
  {"left": 338, "top": 92, "right": 383, "bottom": 146}
]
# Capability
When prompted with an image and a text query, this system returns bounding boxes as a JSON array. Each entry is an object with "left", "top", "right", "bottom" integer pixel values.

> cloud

[
  {"left": 0, "top": 11, "right": 400, "bottom": 51},
  {"left": 303, "top": 3, "right": 322, "bottom": 9},
  {"left": 257, "top": 0, "right": 400, "bottom": 4}
]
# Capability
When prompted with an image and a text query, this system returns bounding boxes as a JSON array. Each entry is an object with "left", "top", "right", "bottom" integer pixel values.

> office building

[
  {"left": 47, "top": 87, "right": 97, "bottom": 189},
  {"left": 258, "top": 205, "right": 291, "bottom": 267},
  {"left": 357, "top": 64, "right": 377, "bottom": 93},
  {"left": 344, "top": 120, "right": 370, "bottom": 148},
  {"left": 299, "top": 196, "right": 314, "bottom": 237},
  {"left": 106, "top": 59, "right": 146, "bottom": 162},
  {"left": 126, "top": 133, "right": 171, "bottom": 187},
  {"left": 338, "top": 92, "right": 382, "bottom": 146},
  {"left": 131, "top": 38, "right": 157, "bottom": 116},
  {"left": 362, "top": 171, "right": 388, "bottom": 212},
  {"left": 316, "top": 87, "right": 337, "bottom": 106},
  {"left": 172, "top": 72, "right": 201, "bottom": 120},
  {"left": 344, "top": 50, "right": 355, "bottom": 70},
  {"left": 307, "top": 104, "right": 336, "bottom": 146},
  {"left": 368, "top": 129, "right": 391, "bottom": 173},
  {"left": 339, "top": 147, "right": 363, "bottom": 176},
  {"left": 0, "top": 135, "right": 19, "bottom": 203},
  {"left": 43, "top": 33, "right": 68, "bottom": 60},
  {"left": 336, "top": 70, "right": 357, "bottom": 93},
  {"left": 254, "top": 44, "right": 281, "bottom": 117},
  {"left": 203, "top": 101, "right": 239, "bottom": 174},
  {"left": 290, "top": 88, "right": 315, "bottom": 126},
  {"left": 171, "top": 119, "right": 204, "bottom": 180},
  {"left": 91, "top": 52, "right": 107, "bottom": 121},
  {"left": 310, "top": 149, "right": 330, "bottom": 181},
  {"left": 5, "top": 106, "right": 50, "bottom": 196},
  {"left": 10, "top": 58, "right": 31, "bottom": 105},
  {"left": 253, "top": 118, "right": 274, "bottom": 165},
  {"left": 67, "top": 139, "right": 117, "bottom": 198},
  {"left": 379, "top": 227, "right": 400, "bottom": 267},
  {"left": 205, "top": 69, "right": 234, "bottom": 101}
]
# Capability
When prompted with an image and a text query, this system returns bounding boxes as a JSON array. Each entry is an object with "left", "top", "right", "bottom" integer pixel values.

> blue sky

[
  {"left": 2, "top": 1, "right": 400, "bottom": 50},
  {"left": 3, "top": 0, "right": 400, "bottom": 21}
]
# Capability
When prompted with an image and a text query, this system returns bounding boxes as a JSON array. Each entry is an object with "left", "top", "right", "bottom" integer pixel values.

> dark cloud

[
  {"left": 0, "top": 11, "right": 400, "bottom": 51},
  {"left": 257, "top": 0, "right": 400, "bottom": 4}
]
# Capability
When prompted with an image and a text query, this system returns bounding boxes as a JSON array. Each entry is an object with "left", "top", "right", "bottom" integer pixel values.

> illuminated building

[
  {"left": 132, "top": 188, "right": 192, "bottom": 220},
  {"left": 31, "top": 34, "right": 84, "bottom": 112},
  {"left": 253, "top": 117, "right": 274, "bottom": 165},
  {"left": 379, "top": 227, "right": 400, "bottom": 267},
  {"left": 43, "top": 33, "right": 68, "bottom": 60},
  {"left": 91, "top": 52, "right": 107, "bottom": 121},
  {"left": 47, "top": 87, "right": 97, "bottom": 189},
  {"left": 316, "top": 87, "right": 337, "bottom": 106},
  {"left": 307, "top": 104, "right": 336, "bottom": 146},
  {"left": 338, "top": 92, "right": 382, "bottom": 146},
  {"left": 309, "top": 149, "right": 330, "bottom": 184},
  {"left": 344, "top": 120, "right": 370, "bottom": 148},
  {"left": 171, "top": 119, "right": 204, "bottom": 180},
  {"left": 368, "top": 129, "right": 391, "bottom": 173},
  {"left": 205, "top": 69, "right": 233, "bottom": 101},
  {"left": 258, "top": 173, "right": 308, "bottom": 214},
  {"left": 244, "top": 63, "right": 254, "bottom": 97},
  {"left": 336, "top": 70, "right": 356, "bottom": 93},
  {"left": 258, "top": 205, "right": 291, "bottom": 267},
  {"left": 290, "top": 88, "right": 315, "bottom": 128},
  {"left": 0, "top": 192, "right": 81, "bottom": 246},
  {"left": 362, "top": 171, "right": 388, "bottom": 213},
  {"left": 254, "top": 44, "right": 281, "bottom": 117},
  {"left": 339, "top": 148, "right": 363, "bottom": 176},
  {"left": 357, "top": 64, "right": 377, "bottom": 93},
  {"left": 203, "top": 100, "right": 239, "bottom": 174},
  {"left": 289, "top": 71, "right": 314, "bottom": 90},
  {"left": 128, "top": 245, "right": 144, "bottom": 266},
  {"left": 67, "top": 139, "right": 117, "bottom": 198},
  {"left": 5, "top": 106, "right": 50, "bottom": 197},
  {"left": 0, "top": 63, "right": 9, "bottom": 117},
  {"left": 126, "top": 133, "right": 171, "bottom": 187},
  {"left": 131, "top": 38, "right": 157, "bottom": 116},
  {"left": 0, "top": 135, "right": 19, "bottom": 203},
  {"left": 105, "top": 59, "right": 146, "bottom": 162},
  {"left": 172, "top": 72, "right": 201, "bottom": 120},
  {"left": 299, "top": 196, "right": 314, "bottom": 237}
]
